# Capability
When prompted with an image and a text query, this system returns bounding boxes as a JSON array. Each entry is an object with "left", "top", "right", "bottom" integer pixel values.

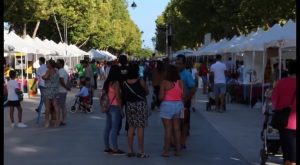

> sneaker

[
  {"left": 17, "top": 123, "right": 27, "bottom": 128},
  {"left": 192, "top": 107, "right": 196, "bottom": 112},
  {"left": 104, "top": 148, "right": 113, "bottom": 153},
  {"left": 11, "top": 123, "right": 15, "bottom": 128},
  {"left": 60, "top": 122, "right": 67, "bottom": 126},
  {"left": 111, "top": 149, "right": 126, "bottom": 155}
]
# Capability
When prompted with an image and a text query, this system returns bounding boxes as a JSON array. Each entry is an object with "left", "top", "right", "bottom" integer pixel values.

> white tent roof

[
  {"left": 43, "top": 39, "right": 65, "bottom": 56},
  {"left": 233, "top": 28, "right": 266, "bottom": 52},
  {"left": 193, "top": 41, "right": 216, "bottom": 56},
  {"left": 88, "top": 49, "right": 106, "bottom": 60},
  {"left": 265, "top": 19, "right": 296, "bottom": 48},
  {"left": 4, "top": 31, "right": 39, "bottom": 53},
  {"left": 97, "top": 50, "right": 117, "bottom": 60},
  {"left": 33, "top": 37, "right": 58, "bottom": 55},
  {"left": 199, "top": 38, "right": 228, "bottom": 55},
  {"left": 172, "top": 49, "right": 194, "bottom": 58},
  {"left": 69, "top": 44, "right": 87, "bottom": 56},
  {"left": 230, "top": 24, "right": 282, "bottom": 52}
]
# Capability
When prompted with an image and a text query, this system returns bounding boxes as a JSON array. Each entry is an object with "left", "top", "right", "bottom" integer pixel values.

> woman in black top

[{"left": 122, "top": 63, "right": 149, "bottom": 158}]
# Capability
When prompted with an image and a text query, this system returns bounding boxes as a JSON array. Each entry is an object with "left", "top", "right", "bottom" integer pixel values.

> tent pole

[
  {"left": 26, "top": 54, "right": 29, "bottom": 96},
  {"left": 249, "top": 51, "right": 255, "bottom": 109},
  {"left": 262, "top": 48, "right": 266, "bottom": 104},
  {"left": 21, "top": 53, "right": 24, "bottom": 93},
  {"left": 278, "top": 45, "right": 282, "bottom": 80}
]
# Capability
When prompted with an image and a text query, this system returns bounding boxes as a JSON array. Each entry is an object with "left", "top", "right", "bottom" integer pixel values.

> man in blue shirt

[{"left": 175, "top": 54, "right": 196, "bottom": 148}]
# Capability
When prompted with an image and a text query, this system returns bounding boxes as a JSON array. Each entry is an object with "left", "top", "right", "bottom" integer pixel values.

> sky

[{"left": 127, "top": 0, "right": 169, "bottom": 50}]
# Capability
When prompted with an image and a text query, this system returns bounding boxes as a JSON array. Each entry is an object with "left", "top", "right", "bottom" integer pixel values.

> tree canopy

[
  {"left": 4, "top": 0, "right": 143, "bottom": 55},
  {"left": 154, "top": 0, "right": 296, "bottom": 54}
]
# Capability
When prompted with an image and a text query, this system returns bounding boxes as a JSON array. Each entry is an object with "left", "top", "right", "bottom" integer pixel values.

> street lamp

[{"left": 131, "top": 1, "right": 137, "bottom": 9}]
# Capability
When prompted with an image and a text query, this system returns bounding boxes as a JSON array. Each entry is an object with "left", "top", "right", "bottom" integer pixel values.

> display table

[{"left": 227, "top": 83, "right": 271, "bottom": 105}]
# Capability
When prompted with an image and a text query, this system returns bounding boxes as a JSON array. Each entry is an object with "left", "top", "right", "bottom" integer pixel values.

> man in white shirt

[
  {"left": 57, "top": 59, "right": 71, "bottom": 126},
  {"left": 31, "top": 57, "right": 47, "bottom": 116},
  {"left": 210, "top": 54, "right": 227, "bottom": 112}
]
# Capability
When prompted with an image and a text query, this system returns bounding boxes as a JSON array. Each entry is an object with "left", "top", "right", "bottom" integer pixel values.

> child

[
  {"left": 75, "top": 79, "right": 91, "bottom": 113},
  {"left": 7, "top": 70, "right": 27, "bottom": 128}
]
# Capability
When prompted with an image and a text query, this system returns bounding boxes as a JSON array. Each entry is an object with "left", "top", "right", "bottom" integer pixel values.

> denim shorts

[
  {"left": 214, "top": 83, "right": 226, "bottom": 96},
  {"left": 159, "top": 101, "right": 183, "bottom": 119}
]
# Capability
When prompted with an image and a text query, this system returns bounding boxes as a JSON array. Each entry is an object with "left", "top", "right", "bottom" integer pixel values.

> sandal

[
  {"left": 136, "top": 153, "right": 149, "bottom": 158},
  {"left": 126, "top": 152, "right": 136, "bottom": 157},
  {"left": 161, "top": 153, "right": 170, "bottom": 157},
  {"left": 174, "top": 152, "right": 181, "bottom": 157}
]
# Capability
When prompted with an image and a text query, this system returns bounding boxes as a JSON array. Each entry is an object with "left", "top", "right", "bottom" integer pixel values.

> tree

[{"left": 154, "top": 0, "right": 296, "bottom": 54}]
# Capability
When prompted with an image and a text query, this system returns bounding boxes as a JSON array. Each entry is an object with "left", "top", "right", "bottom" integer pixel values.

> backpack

[{"left": 99, "top": 90, "right": 116, "bottom": 113}]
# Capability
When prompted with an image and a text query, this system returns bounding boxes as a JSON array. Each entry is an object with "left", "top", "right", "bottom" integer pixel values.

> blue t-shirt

[
  {"left": 179, "top": 69, "right": 196, "bottom": 97},
  {"left": 139, "top": 65, "right": 144, "bottom": 78}
]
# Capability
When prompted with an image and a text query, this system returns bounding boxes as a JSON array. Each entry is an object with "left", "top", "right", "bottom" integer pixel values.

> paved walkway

[{"left": 4, "top": 80, "right": 282, "bottom": 165}]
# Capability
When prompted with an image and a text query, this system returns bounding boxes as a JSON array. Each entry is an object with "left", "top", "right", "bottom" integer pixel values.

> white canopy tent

[
  {"left": 33, "top": 37, "right": 58, "bottom": 55},
  {"left": 263, "top": 19, "right": 296, "bottom": 90},
  {"left": 4, "top": 31, "right": 39, "bottom": 54},
  {"left": 97, "top": 50, "right": 117, "bottom": 61},
  {"left": 171, "top": 49, "right": 194, "bottom": 59},
  {"left": 88, "top": 49, "right": 107, "bottom": 60},
  {"left": 198, "top": 39, "right": 228, "bottom": 55}
]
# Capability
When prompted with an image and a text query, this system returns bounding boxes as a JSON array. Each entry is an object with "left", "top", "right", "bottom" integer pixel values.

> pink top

[
  {"left": 108, "top": 85, "right": 118, "bottom": 106},
  {"left": 271, "top": 77, "right": 296, "bottom": 130},
  {"left": 163, "top": 80, "right": 183, "bottom": 101}
]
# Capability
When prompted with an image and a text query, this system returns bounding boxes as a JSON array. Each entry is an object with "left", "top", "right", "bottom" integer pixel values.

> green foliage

[
  {"left": 4, "top": 0, "right": 142, "bottom": 55},
  {"left": 133, "top": 47, "right": 154, "bottom": 59},
  {"left": 154, "top": 0, "right": 296, "bottom": 54}
]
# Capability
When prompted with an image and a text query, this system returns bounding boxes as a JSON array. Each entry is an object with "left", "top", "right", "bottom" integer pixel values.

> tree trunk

[
  {"left": 32, "top": 21, "right": 40, "bottom": 38},
  {"left": 78, "top": 37, "right": 90, "bottom": 48},
  {"left": 22, "top": 23, "right": 27, "bottom": 38}
]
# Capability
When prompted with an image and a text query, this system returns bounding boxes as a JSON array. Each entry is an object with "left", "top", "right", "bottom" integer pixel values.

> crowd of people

[{"left": 4, "top": 54, "right": 296, "bottom": 164}]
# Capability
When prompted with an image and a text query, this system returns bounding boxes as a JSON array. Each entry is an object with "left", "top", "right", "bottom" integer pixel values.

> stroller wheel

[
  {"left": 151, "top": 102, "right": 155, "bottom": 110},
  {"left": 206, "top": 102, "right": 210, "bottom": 111},
  {"left": 70, "top": 106, "right": 76, "bottom": 113},
  {"left": 260, "top": 149, "right": 267, "bottom": 165}
]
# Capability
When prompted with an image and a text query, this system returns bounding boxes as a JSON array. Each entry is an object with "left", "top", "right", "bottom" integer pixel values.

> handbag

[
  {"left": 99, "top": 90, "right": 116, "bottom": 113},
  {"left": 271, "top": 92, "right": 295, "bottom": 129}
]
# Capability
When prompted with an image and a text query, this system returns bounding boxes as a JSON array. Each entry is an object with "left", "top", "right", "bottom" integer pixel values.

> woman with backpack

[{"left": 102, "top": 65, "right": 125, "bottom": 155}]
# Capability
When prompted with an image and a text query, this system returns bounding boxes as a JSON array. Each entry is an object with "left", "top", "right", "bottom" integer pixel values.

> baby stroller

[
  {"left": 206, "top": 83, "right": 226, "bottom": 111},
  {"left": 259, "top": 97, "right": 282, "bottom": 165},
  {"left": 70, "top": 96, "right": 91, "bottom": 113}
]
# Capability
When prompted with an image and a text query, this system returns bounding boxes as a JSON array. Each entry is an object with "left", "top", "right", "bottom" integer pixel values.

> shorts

[
  {"left": 214, "top": 83, "right": 226, "bottom": 96},
  {"left": 159, "top": 101, "right": 183, "bottom": 119},
  {"left": 58, "top": 93, "right": 67, "bottom": 107},
  {"left": 8, "top": 100, "right": 20, "bottom": 107}
]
